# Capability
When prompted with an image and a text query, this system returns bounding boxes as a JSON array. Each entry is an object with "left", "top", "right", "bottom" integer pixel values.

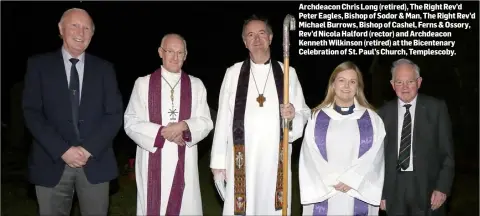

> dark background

[{"left": 1, "top": 1, "right": 479, "bottom": 215}]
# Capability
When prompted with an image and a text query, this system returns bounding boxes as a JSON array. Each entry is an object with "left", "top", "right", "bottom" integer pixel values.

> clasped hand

[
  {"left": 334, "top": 182, "right": 352, "bottom": 193},
  {"left": 161, "top": 122, "right": 187, "bottom": 146},
  {"left": 61, "top": 146, "right": 91, "bottom": 168},
  {"left": 280, "top": 103, "right": 295, "bottom": 120}
]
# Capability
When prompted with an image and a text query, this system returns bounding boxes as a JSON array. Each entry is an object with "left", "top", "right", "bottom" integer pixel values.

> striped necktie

[{"left": 397, "top": 104, "right": 412, "bottom": 170}]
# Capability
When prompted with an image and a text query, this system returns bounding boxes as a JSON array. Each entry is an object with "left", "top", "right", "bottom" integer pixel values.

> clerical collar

[
  {"left": 161, "top": 66, "right": 181, "bottom": 84},
  {"left": 161, "top": 66, "right": 181, "bottom": 75},
  {"left": 333, "top": 103, "right": 355, "bottom": 115}
]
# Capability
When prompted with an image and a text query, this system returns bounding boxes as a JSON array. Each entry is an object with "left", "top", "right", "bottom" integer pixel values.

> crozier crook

[{"left": 283, "top": 14, "right": 296, "bottom": 59}]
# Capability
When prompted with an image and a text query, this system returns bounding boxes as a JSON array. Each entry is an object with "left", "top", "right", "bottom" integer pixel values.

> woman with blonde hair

[{"left": 299, "top": 61, "right": 386, "bottom": 215}]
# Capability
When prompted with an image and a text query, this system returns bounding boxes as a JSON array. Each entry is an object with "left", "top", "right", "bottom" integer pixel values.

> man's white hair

[
  {"left": 160, "top": 33, "right": 188, "bottom": 53},
  {"left": 59, "top": 8, "right": 95, "bottom": 33},
  {"left": 391, "top": 58, "right": 420, "bottom": 79}
]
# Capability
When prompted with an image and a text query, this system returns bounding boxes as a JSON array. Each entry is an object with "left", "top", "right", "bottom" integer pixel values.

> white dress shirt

[{"left": 61, "top": 47, "right": 85, "bottom": 100}]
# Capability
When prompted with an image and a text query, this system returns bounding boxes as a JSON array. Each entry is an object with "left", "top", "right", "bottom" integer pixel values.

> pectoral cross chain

[
  {"left": 161, "top": 75, "right": 181, "bottom": 121},
  {"left": 250, "top": 64, "right": 271, "bottom": 107},
  {"left": 169, "top": 89, "right": 178, "bottom": 120}
]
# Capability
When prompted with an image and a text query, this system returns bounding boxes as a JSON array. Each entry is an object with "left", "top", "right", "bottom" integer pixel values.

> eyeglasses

[
  {"left": 393, "top": 78, "right": 418, "bottom": 86},
  {"left": 161, "top": 47, "right": 186, "bottom": 58}
]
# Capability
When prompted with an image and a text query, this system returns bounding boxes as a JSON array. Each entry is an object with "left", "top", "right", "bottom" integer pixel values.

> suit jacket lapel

[
  {"left": 389, "top": 101, "right": 399, "bottom": 160},
  {"left": 55, "top": 49, "right": 72, "bottom": 107},
  {"left": 80, "top": 54, "right": 94, "bottom": 114},
  {"left": 412, "top": 94, "right": 427, "bottom": 163}
]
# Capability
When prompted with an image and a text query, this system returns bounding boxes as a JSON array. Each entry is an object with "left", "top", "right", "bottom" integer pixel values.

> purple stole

[
  {"left": 147, "top": 68, "right": 192, "bottom": 216},
  {"left": 313, "top": 110, "right": 373, "bottom": 216}
]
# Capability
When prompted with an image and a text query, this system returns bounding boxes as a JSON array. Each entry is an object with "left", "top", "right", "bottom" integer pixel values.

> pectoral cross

[
  {"left": 256, "top": 94, "right": 266, "bottom": 107},
  {"left": 168, "top": 107, "right": 178, "bottom": 120},
  {"left": 161, "top": 75, "right": 180, "bottom": 121}
]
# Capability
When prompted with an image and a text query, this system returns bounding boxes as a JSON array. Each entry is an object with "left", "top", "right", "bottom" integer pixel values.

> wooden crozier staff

[{"left": 282, "top": 14, "right": 296, "bottom": 216}]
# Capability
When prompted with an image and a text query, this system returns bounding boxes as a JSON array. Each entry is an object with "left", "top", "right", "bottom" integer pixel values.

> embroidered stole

[
  {"left": 232, "top": 58, "right": 285, "bottom": 215},
  {"left": 313, "top": 110, "right": 373, "bottom": 216},
  {"left": 147, "top": 68, "right": 192, "bottom": 216}
]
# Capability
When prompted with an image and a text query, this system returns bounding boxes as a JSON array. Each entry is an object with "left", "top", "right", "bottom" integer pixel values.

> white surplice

[
  {"left": 210, "top": 60, "right": 311, "bottom": 215},
  {"left": 299, "top": 101, "right": 386, "bottom": 216},
  {"left": 124, "top": 67, "right": 213, "bottom": 215}
]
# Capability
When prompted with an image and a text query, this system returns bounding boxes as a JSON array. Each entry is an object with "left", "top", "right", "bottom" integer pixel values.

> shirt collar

[
  {"left": 61, "top": 46, "right": 85, "bottom": 63},
  {"left": 398, "top": 95, "right": 418, "bottom": 108}
]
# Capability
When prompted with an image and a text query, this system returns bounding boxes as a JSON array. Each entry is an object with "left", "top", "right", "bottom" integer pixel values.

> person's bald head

[
  {"left": 160, "top": 34, "right": 187, "bottom": 53},
  {"left": 158, "top": 33, "right": 188, "bottom": 73},
  {"left": 59, "top": 8, "right": 95, "bottom": 32},
  {"left": 58, "top": 8, "right": 95, "bottom": 58}
]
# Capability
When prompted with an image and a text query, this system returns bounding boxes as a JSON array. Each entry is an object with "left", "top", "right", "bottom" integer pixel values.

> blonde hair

[{"left": 312, "top": 61, "right": 374, "bottom": 114}]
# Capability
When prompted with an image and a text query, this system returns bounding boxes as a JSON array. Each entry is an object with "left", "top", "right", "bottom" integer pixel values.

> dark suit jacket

[
  {"left": 378, "top": 94, "right": 455, "bottom": 215},
  {"left": 22, "top": 49, "right": 124, "bottom": 187}
]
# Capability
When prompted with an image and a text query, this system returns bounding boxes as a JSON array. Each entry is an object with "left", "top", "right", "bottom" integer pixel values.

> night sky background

[{"left": 1, "top": 1, "right": 479, "bottom": 214}]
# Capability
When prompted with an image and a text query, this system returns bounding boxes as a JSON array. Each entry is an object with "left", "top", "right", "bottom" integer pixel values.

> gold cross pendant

[{"left": 256, "top": 94, "right": 266, "bottom": 107}]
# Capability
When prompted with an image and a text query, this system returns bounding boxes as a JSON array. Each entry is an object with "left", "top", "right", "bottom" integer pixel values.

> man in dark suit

[
  {"left": 378, "top": 58, "right": 455, "bottom": 216},
  {"left": 22, "top": 8, "right": 123, "bottom": 216}
]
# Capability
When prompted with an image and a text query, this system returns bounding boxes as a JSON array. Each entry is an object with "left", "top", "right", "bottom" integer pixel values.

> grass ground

[{"left": 2, "top": 138, "right": 478, "bottom": 216}]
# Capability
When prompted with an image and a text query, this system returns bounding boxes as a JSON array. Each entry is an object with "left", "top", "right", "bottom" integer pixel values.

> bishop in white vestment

[
  {"left": 210, "top": 59, "right": 310, "bottom": 215},
  {"left": 124, "top": 34, "right": 213, "bottom": 216},
  {"left": 211, "top": 17, "right": 310, "bottom": 215}
]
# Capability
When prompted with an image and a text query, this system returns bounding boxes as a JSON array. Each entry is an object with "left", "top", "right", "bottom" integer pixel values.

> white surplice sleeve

[
  {"left": 183, "top": 78, "right": 214, "bottom": 147},
  {"left": 337, "top": 109, "right": 386, "bottom": 205},
  {"left": 210, "top": 66, "right": 234, "bottom": 170},
  {"left": 287, "top": 66, "right": 311, "bottom": 142},
  {"left": 124, "top": 76, "right": 163, "bottom": 153},
  {"left": 299, "top": 111, "right": 338, "bottom": 205}
]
